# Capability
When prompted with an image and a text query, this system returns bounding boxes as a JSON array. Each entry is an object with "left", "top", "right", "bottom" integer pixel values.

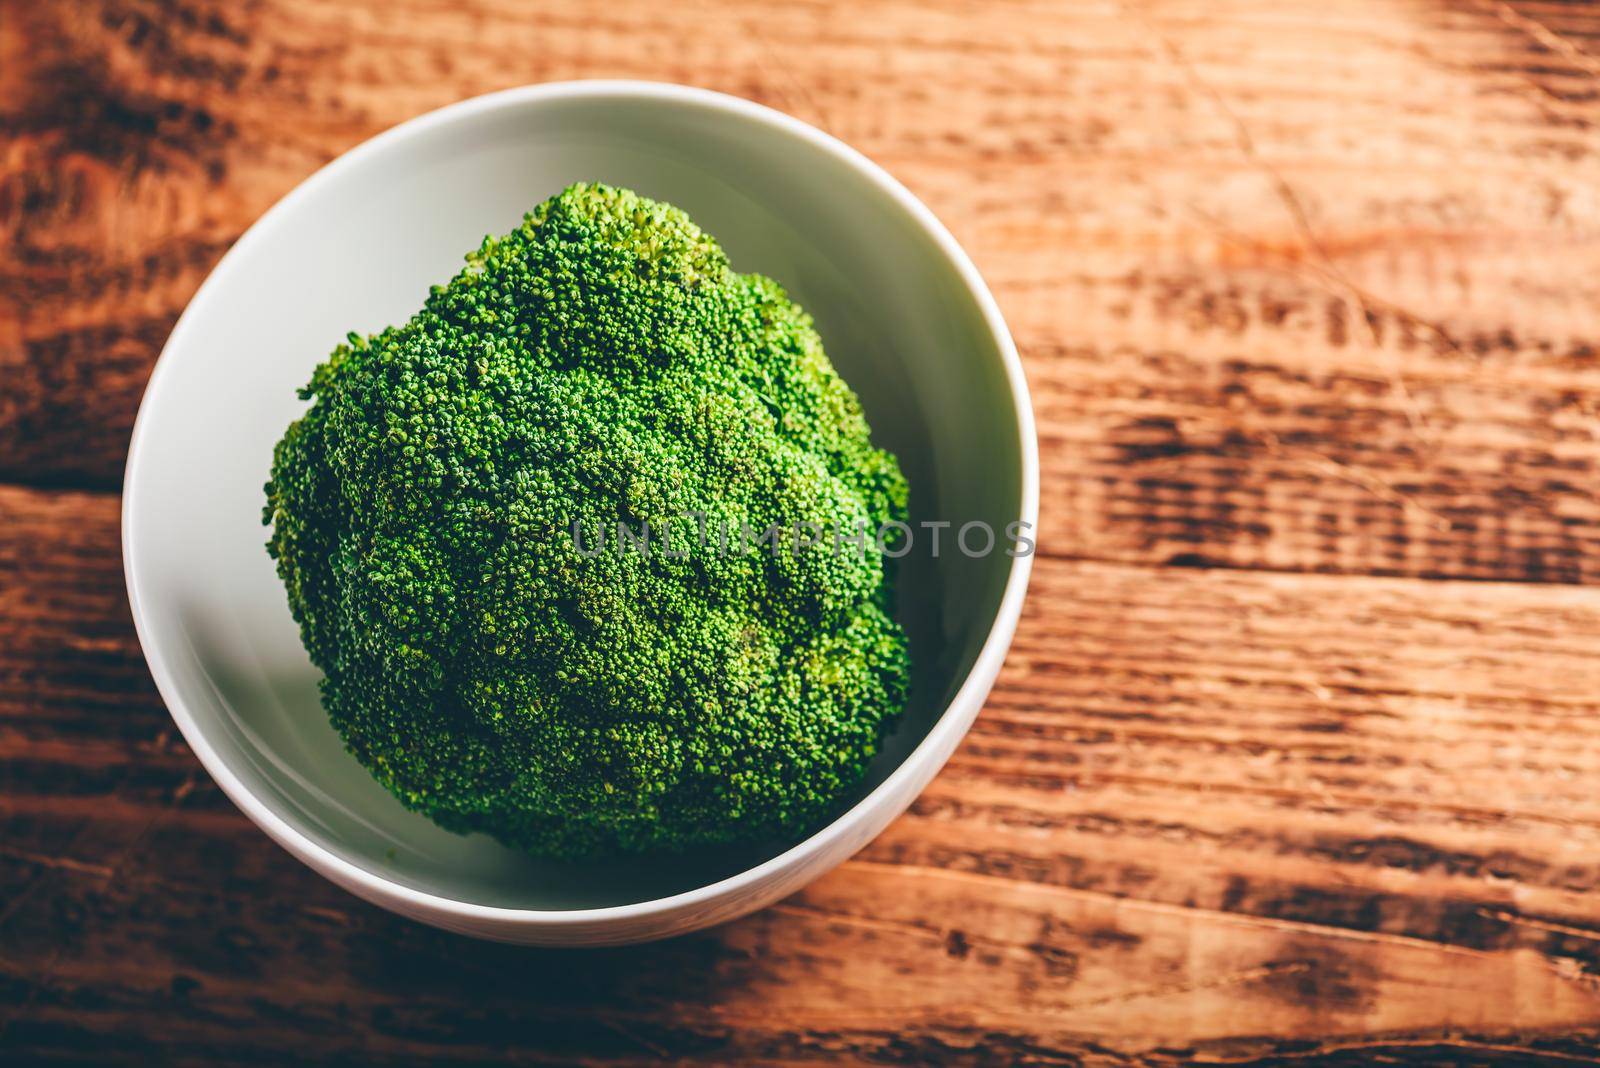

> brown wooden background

[{"left": 5, "top": 0, "right": 1600, "bottom": 1063}]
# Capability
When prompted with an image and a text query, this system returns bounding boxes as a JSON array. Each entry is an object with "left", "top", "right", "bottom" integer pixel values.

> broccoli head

[{"left": 264, "top": 183, "right": 910, "bottom": 857}]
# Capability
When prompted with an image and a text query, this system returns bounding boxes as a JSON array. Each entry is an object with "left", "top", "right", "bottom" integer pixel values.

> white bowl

[{"left": 123, "top": 81, "right": 1037, "bottom": 945}]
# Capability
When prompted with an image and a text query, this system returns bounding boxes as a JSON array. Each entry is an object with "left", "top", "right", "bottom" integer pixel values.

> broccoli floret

[{"left": 263, "top": 183, "right": 910, "bottom": 857}]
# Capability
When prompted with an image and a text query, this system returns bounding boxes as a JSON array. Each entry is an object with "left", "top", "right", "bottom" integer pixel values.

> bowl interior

[{"left": 126, "top": 87, "right": 1026, "bottom": 910}]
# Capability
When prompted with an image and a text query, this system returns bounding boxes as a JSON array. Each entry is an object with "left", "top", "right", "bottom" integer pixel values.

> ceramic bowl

[{"left": 123, "top": 81, "right": 1037, "bottom": 945}]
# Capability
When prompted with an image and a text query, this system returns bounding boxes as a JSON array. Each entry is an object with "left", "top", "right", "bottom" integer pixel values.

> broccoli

[{"left": 263, "top": 183, "right": 910, "bottom": 857}]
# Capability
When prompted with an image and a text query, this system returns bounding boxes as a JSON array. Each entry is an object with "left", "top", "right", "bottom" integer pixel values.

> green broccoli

[{"left": 263, "top": 183, "right": 910, "bottom": 857}]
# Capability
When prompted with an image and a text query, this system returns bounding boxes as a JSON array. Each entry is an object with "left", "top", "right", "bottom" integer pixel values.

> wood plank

[
  {"left": 7, "top": 483, "right": 1600, "bottom": 1059},
  {"left": 8, "top": 0, "right": 1600, "bottom": 1061},
  {"left": 6, "top": 857, "right": 1600, "bottom": 1066},
  {"left": 3, "top": 0, "right": 1599, "bottom": 580}
]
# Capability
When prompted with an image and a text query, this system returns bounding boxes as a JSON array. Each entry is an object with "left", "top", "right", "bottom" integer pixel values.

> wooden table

[{"left": 5, "top": 0, "right": 1600, "bottom": 1063}]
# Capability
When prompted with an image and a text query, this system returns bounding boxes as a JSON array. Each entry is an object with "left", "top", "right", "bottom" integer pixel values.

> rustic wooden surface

[{"left": 5, "top": 0, "right": 1600, "bottom": 1063}]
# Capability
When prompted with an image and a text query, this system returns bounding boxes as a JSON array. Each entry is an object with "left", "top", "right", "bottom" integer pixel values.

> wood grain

[{"left": 5, "top": 0, "right": 1600, "bottom": 1063}]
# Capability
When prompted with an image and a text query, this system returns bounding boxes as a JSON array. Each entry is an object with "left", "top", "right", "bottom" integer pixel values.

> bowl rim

[{"left": 122, "top": 79, "right": 1040, "bottom": 927}]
